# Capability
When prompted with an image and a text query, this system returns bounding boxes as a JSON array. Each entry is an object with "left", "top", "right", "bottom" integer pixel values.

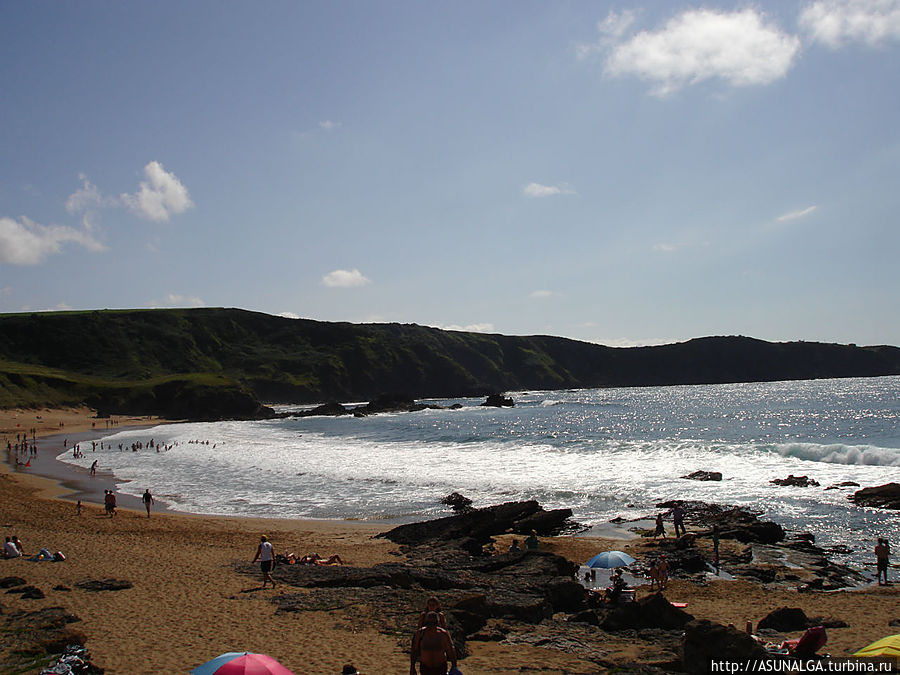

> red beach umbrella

[{"left": 190, "top": 652, "right": 296, "bottom": 675}]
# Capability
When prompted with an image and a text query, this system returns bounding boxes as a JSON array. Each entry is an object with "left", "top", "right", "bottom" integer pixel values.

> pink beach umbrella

[{"left": 190, "top": 652, "right": 296, "bottom": 675}]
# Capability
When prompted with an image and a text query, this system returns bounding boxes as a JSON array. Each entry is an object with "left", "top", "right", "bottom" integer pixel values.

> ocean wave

[{"left": 770, "top": 442, "right": 900, "bottom": 466}]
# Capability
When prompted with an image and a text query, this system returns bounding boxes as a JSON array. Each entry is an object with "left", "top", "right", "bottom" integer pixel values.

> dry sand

[{"left": 1, "top": 407, "right": 899, "bottom": 674}]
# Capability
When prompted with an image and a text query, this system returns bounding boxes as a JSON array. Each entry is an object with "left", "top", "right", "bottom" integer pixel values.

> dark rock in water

[
  {"left": 75, "top": 579, "right": 132, "bottom": 592},
  {"left": 482, "top": 394, "right": 514, "bottom": 407},
  {"left": 297, "top": 401, "right": 350, "bottom": 417},
  {"left": 771, "top": 475, "right": 820, "bottom": 487},
  {"left": 441, "top": 492, "right": 474, "bottom": 513},
  {"left": 757, "top": 607, "right": 809, "bottom": 632},
  {"left": 682, "top": 470, "right": 723, "bottom": 482},
  {"left": 850, "top": 483, "right": 900, "bottom": 509},
  {"left": 681, "top": 620, "right": 769, "bottom": 674},
  {"left": 825, "top": 481, "right": 860, "bottom": 490},
  {"left": 361, "top": 393, "right": 417, "bottom": 414},
  {"left": 600, "top": 592, "right": 694, "bottom": 631},
  {"left": 0, "top": 576, "right": 26, "bottom": 589}
]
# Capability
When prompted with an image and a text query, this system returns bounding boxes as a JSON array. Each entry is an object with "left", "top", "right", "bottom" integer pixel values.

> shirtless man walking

[{"left": 410, "top": 611, "right": 457, "bottom": 675}]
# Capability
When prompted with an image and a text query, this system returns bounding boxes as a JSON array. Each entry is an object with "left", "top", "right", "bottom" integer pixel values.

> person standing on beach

[
  {"left": 410, "top": 611, "right": 457, "bottom": 675},
  {"left": 252, "top": 535, "right": 276, "bottom": 588},
  {"left": 90, "top": 460, "right": 98, "bottom": 476},
  {"left": 671, "top": 505, "right": 686, "bottom": 538},
  {"left": 142, "top": 489, "right": 154, "bottom": 518},
  {"left": 875, "top": 538, "right": 890, "bottom": 585}
]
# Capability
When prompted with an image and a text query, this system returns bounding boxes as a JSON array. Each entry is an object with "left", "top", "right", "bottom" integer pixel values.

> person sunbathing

[{"left": 299, "top": 552, "right": 344, "bottom": 565}]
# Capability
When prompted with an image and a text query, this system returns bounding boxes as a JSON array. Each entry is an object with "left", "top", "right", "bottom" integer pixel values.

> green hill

[{"left": 0, "top": 308, "right": 897, "bottom": 419}]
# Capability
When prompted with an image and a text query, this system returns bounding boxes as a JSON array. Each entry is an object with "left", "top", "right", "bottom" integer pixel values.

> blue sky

[{"left": 1, "top": 1, "right": 898, "bottom": 347}]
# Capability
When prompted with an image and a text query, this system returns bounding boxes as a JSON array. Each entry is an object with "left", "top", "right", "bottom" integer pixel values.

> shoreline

[
  {"left": 1, "top": 406, "right": 180, "bottom": 514},
  {"left": 2, "top": 406, "right": 899, "bottom": 673}
]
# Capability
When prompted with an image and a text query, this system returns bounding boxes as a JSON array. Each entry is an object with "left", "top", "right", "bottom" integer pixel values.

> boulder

[
  {"left": 850, "top": 483, "right": 900, "bottom": 509},
  {"left": 441, "top": 492, "right": 474, "bottom": 513},
  {"left": 681, "top": 620, "right": 769, "bottom": 674},
  {"left": 298, "top": 401, "right": 349, "bottom": 417},
  {"left": 601, "top": 592, "right": 694, "bottom": 631},
  {"left": 378, "top": 500, "right": 577, "bottom": 547},
  {"left": 682, "top": 471, "right": 723, "bottom": 482},
  {"left": 757, "top": 607, "right": 809, "bottom": 632},
  {"left": 771, "top": 475, "right": 820, "bottom": 487},
  {"left": 482, "top": 394, "right": 514, "bottom": 407}
]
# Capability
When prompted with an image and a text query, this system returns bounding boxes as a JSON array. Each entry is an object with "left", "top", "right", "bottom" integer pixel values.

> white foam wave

[{"left": 771, "top": 442, "right": 900, "bottom": 466}]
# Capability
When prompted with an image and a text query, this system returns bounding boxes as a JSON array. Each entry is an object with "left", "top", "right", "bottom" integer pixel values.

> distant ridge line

[{"left": 0, "top": 308, "right": 897, "bottom": 417}]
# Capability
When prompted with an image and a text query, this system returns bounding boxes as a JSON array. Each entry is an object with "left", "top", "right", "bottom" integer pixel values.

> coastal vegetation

[{"left": 0, "top": 307, "right": 898, "bottom": 418}]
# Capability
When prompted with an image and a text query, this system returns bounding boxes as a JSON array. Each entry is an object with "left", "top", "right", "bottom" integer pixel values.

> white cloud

[
  {"left": 148, "top": 293, "right": 205, "bottom": 308},
  {"left": 653, "top": 242, "right": 679, "bottom": 252},
  {"left": 319, "top": 120, "right": 342, "bottom": 130},
  {"left": 277, "top": 311, "right": 301, "bottom": 319},
  {"left": 522, "top": 182, "right": 576, "bottom": 198},
  {"left": 776, "top": 205, "right": 818, "bottom": 222},
  {"left": 0, "top": 216, "right": 105, "bottom": 265},
  {"left": 439, "top": 323, "right": 496, "bottom": 333},
  {"left": 65, "top": 175, "right": 118, "bottom": 229},
  {"left": 529, "top": 290, "right": 556, "bottom": 299},
  {"left": 121, "top": 161, "right": 193, "bottom": 222},
  {"left": 321, "top": 268, "right": 372, "bottom": 288},
  {"left": 800, "top": 0, "right": 900, "bottom": 47},
  {"left": 602, "top": 9, "right": 801, "bottom": 95}
]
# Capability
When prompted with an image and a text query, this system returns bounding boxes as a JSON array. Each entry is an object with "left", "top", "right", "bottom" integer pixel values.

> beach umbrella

[
  {"left": 586, "top": 551, "right": 636, "bottom": 568},
  {"left": 190, "top": 652, "right": 296, "bottom": 675},
  {"left": 853, "top": 635, "right": 900, "bottom": 658}
]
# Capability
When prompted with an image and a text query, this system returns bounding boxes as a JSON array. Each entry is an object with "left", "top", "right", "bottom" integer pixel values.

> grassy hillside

[{"left": 0, "top": 308, "right": 898, "bottom": 417}]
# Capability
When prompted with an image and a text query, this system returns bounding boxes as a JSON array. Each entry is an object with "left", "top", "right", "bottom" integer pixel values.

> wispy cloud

[
  {"left": 121, "top": 161, "right": 193, "bottom": 222},
  {"left": 439, "top": 323, "right": 495, "bottom": 333},
  {"left": 652, "top": 242, "right": 680, "bottom": 253},
  {"left": 65, "top": 175, "right": 118, "bottom": 229},
  {"left": 0, "top": 216, "right": 105, "bottom": 265},
  {"left": 589, "top": 9, "right": 800, "bottom": 96},
  {"left": 800, "top": 0, "right": 900, "bottom": 48},
  {"left": 277, "top": 311, "right": 301, "bottom": 319},
  {"left": 776, "top": 205, "right": 818, "bottom": 222},
  {"left": 522, "top": 182, "right": 576, "bottom": 198},
  {"left": 148, "top": 293, "right": 205, "bottom": 308},
  {"left": 529, "top": 290, "right": 557, "bottom": 299},
  {"left": 319, "top": 120, "right": 342, "bottom": 131},
  {"left": 321, "top": 268, "right": 372, "bottom": 288}
]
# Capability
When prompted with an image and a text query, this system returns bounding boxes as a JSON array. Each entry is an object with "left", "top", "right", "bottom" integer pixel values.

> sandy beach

[{"left": 2, "top": 407, "right": 899, "bottom": 674}]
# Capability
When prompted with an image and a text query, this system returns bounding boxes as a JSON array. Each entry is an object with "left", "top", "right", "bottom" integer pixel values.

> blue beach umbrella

[{"left": 586, "top": 551, "right": 636, "bottom": 568}]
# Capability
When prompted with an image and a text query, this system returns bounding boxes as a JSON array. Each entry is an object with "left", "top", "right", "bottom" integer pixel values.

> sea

[{"left": 58, "top": 375, "right": 900, "bottom": 570}]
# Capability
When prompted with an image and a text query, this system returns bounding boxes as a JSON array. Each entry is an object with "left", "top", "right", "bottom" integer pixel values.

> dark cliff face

[{"left": 0, "top": 308, "right": 898, "bottom": 410}]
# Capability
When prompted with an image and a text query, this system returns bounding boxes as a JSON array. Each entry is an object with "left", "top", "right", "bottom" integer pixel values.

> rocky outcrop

[
  {"left": 378, "top": 500, "right": 580, "bottom": 548},
  {"left": 757, "top": 607, "right": 809, "bottom": 632},
  {"left": 655, "top": 501, "right": 785, "bottom": 544},
  {"left": 481, "top": 394, "right": 514, "bottom": 407},
  {"left": 682, "top": 471, "right": 723, "bottom": 481},
  {"left": 599, "top": 592, "right": 694, "bottom": 631},
  {"left": 771, "top": 475, "right": 820, "bottom": 487},
  {"left": 850, "top": 483, "right": 900, "bottom": 509},
  {"left": 681, "top": 620, "right": 770, "bottom": 674},
  {"left": 441, "top": 492, "right": 474, "bottom": 513}
]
